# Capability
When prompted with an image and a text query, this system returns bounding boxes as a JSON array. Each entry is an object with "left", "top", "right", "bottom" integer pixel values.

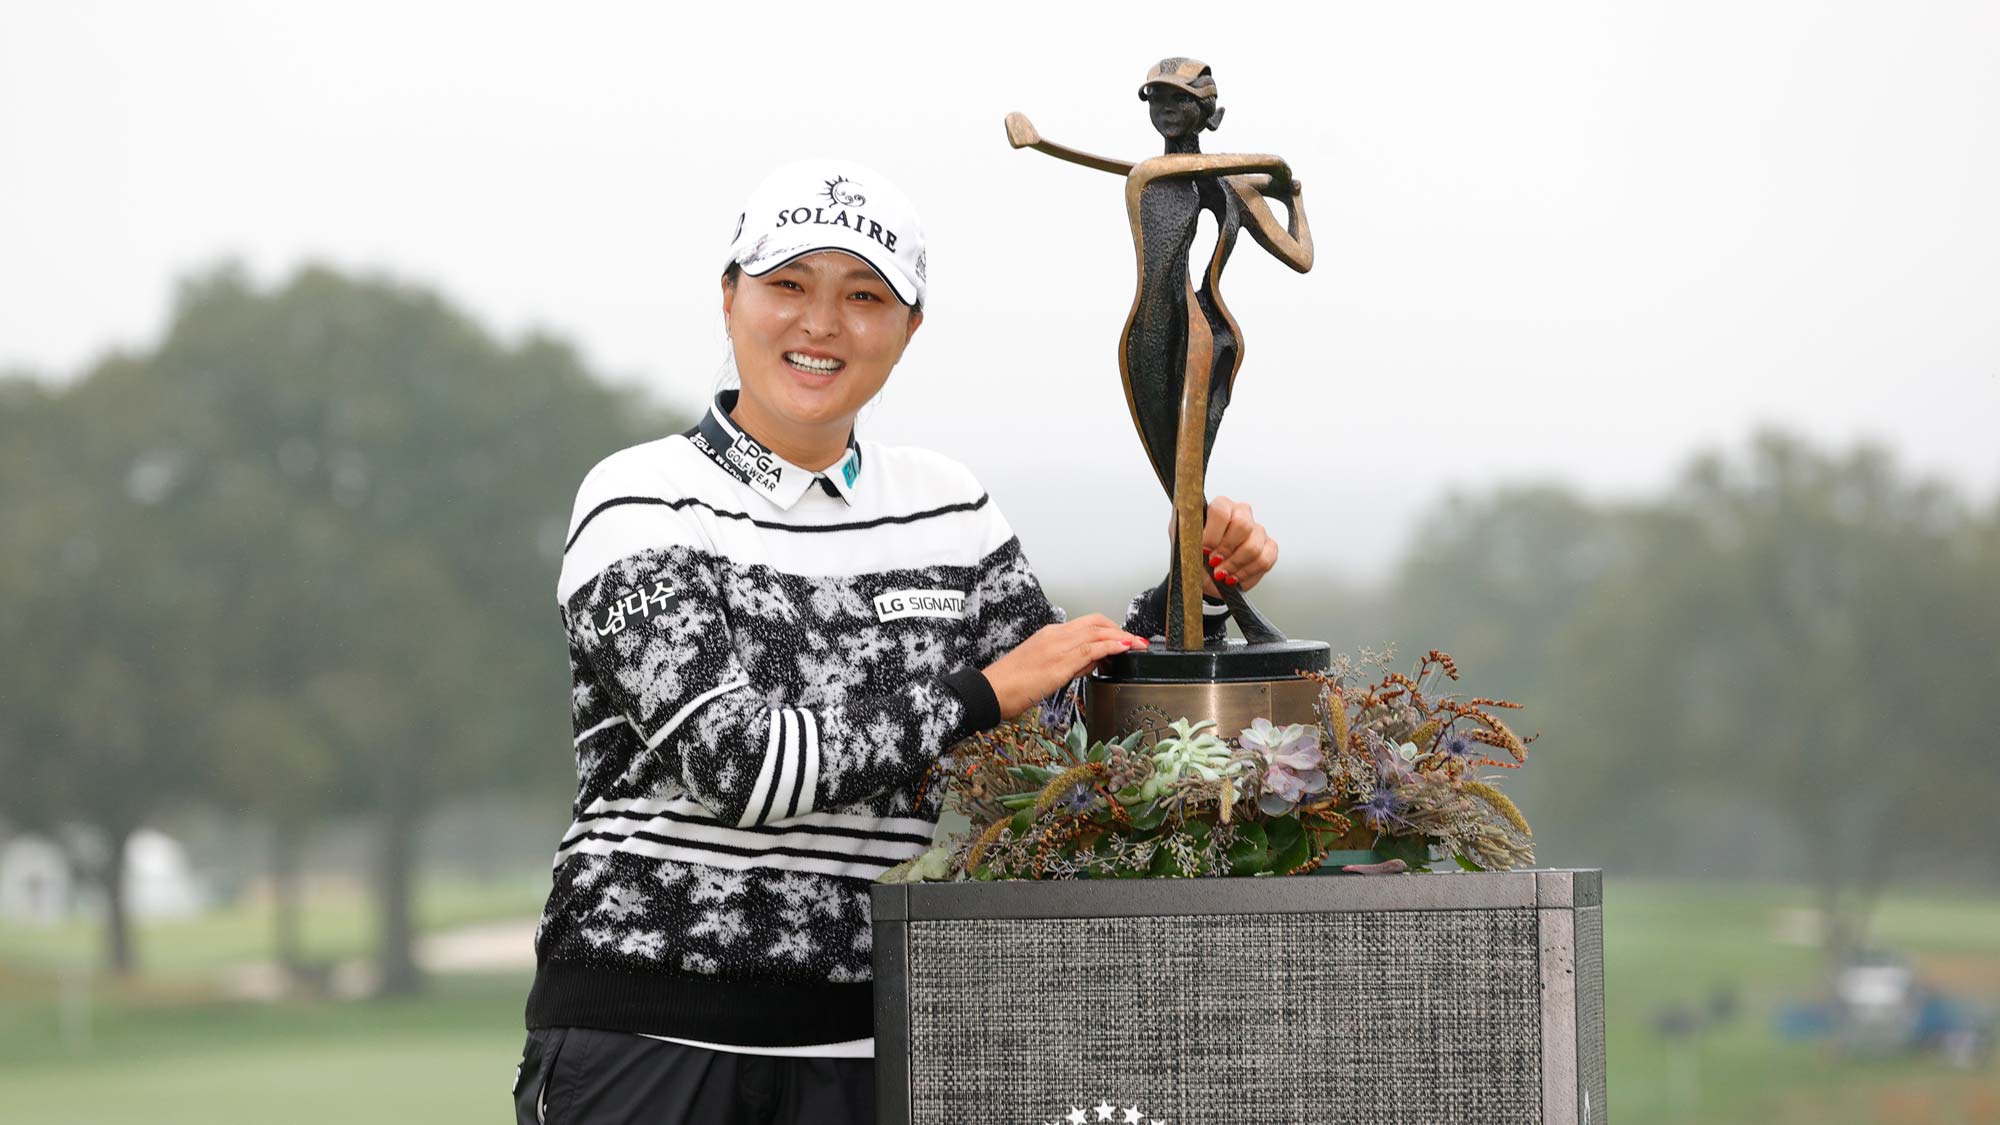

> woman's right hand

[{"left": 981, "top": 614, "right": 1149, "bottom": 718}]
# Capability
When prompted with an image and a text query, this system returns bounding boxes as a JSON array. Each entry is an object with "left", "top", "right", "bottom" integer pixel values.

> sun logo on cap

[{"left": 822, "top": 176, "right": 866, "bottom": 207}]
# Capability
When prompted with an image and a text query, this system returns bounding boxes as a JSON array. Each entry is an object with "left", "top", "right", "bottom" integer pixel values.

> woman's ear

[
  {"left": 720, "top": 275, "right": 736, "bottom": 323},
  {"left": 903, "top": 308, "right": 924, "bottom": 346}
]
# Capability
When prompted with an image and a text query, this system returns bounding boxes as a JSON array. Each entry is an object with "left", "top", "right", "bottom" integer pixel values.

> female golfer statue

[{"left": 1007, "top": 57, "right": 1314, "bottom": 650}]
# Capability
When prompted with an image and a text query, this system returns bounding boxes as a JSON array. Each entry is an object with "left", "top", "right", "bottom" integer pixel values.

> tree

[
  {"left": 1, "top": 263, "right": 674, "bottom": 987},
  {"left": 1544, "top": 432, "right": 1994, "bottom": 957},
  {"left": 1391, "top": 485, "right": 1635, "bottom": 703},
  {"left": 0, "top": 369, "right": 218, "bottom": 974},
  {"left": 1383, "top": 485, "right": 1644, "bottom": 831},
  {"left": 138, "top": 263, "right": 672, "bottom": 993}
]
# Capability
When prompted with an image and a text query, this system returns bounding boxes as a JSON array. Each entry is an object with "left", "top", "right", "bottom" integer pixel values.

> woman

[
  {"left": 515, "top": 159, "right": 1279, "bottom": 1125},
  {"left": 1007, "top": 57, "right": 1310, "bottom": 646}
]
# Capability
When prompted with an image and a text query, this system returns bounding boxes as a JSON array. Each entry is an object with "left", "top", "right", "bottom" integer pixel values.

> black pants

[{"left": 512, "top": 1027, "right": 874, "bottom": 1125}]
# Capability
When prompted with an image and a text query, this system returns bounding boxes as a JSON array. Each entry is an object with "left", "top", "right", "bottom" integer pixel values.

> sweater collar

[{"left": 687, "top": 390, "right": 863, "bottom": 510}]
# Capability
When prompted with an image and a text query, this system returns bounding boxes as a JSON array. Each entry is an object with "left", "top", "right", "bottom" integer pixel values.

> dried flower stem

[
  {"left": 1033, "top": 763, "right": 1105, "bottom": 814},
  {"left": 1463, "top": 780, "right": 1532, "bottom": 838},
  {"left": 966, "top": 817, "right": 1014, "bottom": 872}
]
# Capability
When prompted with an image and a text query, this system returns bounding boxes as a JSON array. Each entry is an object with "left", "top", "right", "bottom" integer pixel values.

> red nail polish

[
  {"left": 1214, "top": 568, "right": 1228, "bottom": 582},
  {"left": 1226, "top": 574, "right": 1240, "bottom": 586}
]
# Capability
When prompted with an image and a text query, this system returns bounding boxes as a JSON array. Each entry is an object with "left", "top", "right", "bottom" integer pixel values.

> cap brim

[
  {"left": 1139, "top": 79, "right": 1212, "bottom": 101},
  {"left": 734, "top": 236, "right": 921, "bottom": 308}
]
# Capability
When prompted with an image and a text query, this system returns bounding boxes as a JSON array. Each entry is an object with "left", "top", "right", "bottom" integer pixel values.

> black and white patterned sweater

[{"left": 525, "top": 391, "right": 1228, "bottom": 1047}]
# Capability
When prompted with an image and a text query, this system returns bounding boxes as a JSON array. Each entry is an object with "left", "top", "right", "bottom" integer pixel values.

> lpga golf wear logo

[
  {"left": 1036, "top": 1101, "right": 1165, "bottom": 1125},
  {"left": 722, "top": 432, "right": 783, "bottom": 494},
  {"left": 690, "top": 405, "right": 786, "bottom": 497},
  {"left": 873, "top": 588, "right": 965, "bottom": 622},
  {"left": 686, "top": 392, "right": 865, "bottom": 509}
]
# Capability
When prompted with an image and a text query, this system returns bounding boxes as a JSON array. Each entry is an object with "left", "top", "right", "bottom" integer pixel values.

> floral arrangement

[{"left": 887, "top": 648, "right": 1536, "bottom": 883}]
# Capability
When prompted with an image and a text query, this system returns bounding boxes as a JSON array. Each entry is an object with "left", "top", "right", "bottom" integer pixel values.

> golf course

[{"left": 2, "top": 878, "right": 1995, "bottom": 1123}]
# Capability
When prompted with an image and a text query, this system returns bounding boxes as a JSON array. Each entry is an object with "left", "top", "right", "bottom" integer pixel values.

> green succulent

[
  {"left": 1139, "top": 718, "right": 1245, "bottom": 800},
  {"left": 876, "top": 844, "right": 957, "bottom": 884}
]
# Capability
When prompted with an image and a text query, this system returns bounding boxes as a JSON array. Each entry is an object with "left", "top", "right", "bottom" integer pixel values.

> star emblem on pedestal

[{"left": 1051, "top": 1098, "right": 1161, "bottom": 1125}]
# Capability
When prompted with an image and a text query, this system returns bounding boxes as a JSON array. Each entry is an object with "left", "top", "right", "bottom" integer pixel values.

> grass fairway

[
  {"left": 1602, "top": 882, "right": 1999, "bottom": 1124},
  {"left": 1, "top": 878, "right": 1995, "bottom": 1123},
  {"left": 0, "top": 971, "right": 531, "bottom": 1124}
]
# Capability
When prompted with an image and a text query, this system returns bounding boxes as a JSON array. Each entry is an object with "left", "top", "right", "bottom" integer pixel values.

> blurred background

[{"left": 3, "top": 2, "right": 1996, "bottom": 1122}]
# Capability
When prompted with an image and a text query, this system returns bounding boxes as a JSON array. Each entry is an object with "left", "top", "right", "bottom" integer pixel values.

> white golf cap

[{"left": 723, "top": 159, "right": 928, "bottom": 307}]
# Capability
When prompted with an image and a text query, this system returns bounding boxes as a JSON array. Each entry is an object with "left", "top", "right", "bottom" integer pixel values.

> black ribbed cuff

[
  {"left": 525, "top": 961, "right": 873, "bottom": 1045},
  {"left": 940, "top": 667, "right": 1002, "bottom": 733}
]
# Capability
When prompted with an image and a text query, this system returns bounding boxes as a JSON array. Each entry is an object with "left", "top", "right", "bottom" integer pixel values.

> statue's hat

[{"left": 1138, "top": 58, "right": 1218, "bottom": 101}]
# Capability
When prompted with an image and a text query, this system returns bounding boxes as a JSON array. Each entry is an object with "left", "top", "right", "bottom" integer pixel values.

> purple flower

[
  {"left": 1241, "top": 718, "right": 1323, "bottom": 772},
  {"left": 1439, "top": 730, "right": 1478, "bottom": 765},
  {"left": 1039, "top": 682, "right": 1081, "bottom": 732},
  {"left": 1263, "top": 768, "right": 1320, "bottom": 805},
  {"left": 1055, "top": 782, "right": 1095, "bottom": 816},
  {"left": 1239, "top": 718, "right": 1327, "bottom": 814},
  {"left": 1367, "top": 730, "right": 1417, "bottom": 786},
  {"left": 1355, "top": 787, "right": 1405, "bottom": 832}
]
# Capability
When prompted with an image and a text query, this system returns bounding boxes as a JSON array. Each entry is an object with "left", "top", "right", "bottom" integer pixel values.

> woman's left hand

[{"left": 1170, "top": 495, "right": 1278, "bottom": 598}]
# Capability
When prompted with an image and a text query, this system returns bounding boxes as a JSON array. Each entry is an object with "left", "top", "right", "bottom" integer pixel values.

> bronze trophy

[{"left": 1006, "top": 57, "right": 1331, "bottom": 745}]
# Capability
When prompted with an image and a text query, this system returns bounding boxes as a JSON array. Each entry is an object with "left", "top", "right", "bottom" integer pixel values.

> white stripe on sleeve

[
  {"left": 573, "top": 715, "right": 628, "bottom": 745},
  {"left": 766, "top": 709, "right": 802, "bottom": 826},
  {"left": 738, "top": 710, "right": 784, "bottom": 828},
  {"left": 795, "top": 710, "right": 821, "bottom": 819}
]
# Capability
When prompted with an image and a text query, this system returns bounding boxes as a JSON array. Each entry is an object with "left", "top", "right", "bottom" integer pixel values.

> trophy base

[{"left": 1084, "top": 639, "right": 1330, "bottom": 747}]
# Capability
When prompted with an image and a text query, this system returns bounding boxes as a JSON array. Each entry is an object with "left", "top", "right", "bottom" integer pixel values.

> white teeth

[{"left": 784, "top": 352, "right": 843, "bottom": 373}]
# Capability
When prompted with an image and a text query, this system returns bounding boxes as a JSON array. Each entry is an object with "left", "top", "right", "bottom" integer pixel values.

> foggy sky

[{"left": 4, "top": 1, "right": 1996, "bottom": 586}]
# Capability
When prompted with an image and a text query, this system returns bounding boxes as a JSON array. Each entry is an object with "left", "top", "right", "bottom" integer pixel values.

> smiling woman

[
  {"left": 721, "top": 254, "right": 921, "bottom": 461},
  {"left": 515, "top": 159, "right": 1283, "bottom": 1125}
]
